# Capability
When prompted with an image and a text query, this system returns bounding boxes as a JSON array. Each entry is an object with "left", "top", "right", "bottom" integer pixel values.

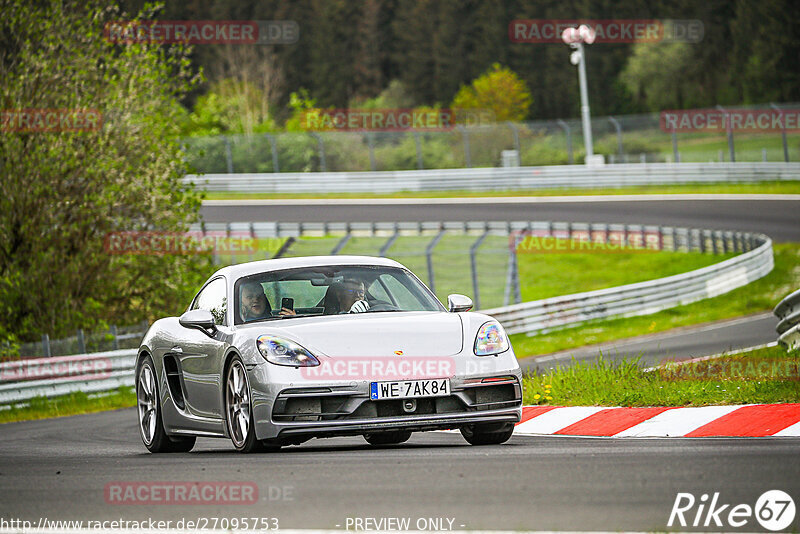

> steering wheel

[{"left": 368, "top": 301, "right": 400, "bottom": 312}]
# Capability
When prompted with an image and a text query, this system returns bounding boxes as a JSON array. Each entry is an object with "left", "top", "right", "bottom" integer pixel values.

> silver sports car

[{"left": 136, "top": 256, "right": 523, "bottom": 453}]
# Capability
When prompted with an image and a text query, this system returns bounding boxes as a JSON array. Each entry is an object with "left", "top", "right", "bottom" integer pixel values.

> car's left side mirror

[
  {"left": 179, "top": 309, "right": 217, "bottom": 336},
  {"left": 447, "top": 294, "right": 473, "bottom": 313}
]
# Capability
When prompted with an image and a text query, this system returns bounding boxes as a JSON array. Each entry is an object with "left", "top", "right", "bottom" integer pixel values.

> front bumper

[{"left": 249, "top": 366, "right": 523, "bottom": 442}]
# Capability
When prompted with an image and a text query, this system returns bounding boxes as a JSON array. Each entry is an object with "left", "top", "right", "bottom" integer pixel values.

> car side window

[{"left": 191, "top": 277, "right": 227, "bottom": 325}]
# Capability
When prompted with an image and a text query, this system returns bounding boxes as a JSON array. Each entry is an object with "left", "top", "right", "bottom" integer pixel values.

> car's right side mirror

[{"left": 447, "top": 294, "right": 473, "bottom": 313}]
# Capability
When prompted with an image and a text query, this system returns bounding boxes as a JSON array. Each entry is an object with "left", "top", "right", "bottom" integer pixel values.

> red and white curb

[{"left": 514, "top": 404, "right": 800, "bottom": 437}]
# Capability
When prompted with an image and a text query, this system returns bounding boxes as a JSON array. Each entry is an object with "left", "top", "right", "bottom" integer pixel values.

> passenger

[{"left": 324, "top": 278, "right": 370, "bottom": 314}]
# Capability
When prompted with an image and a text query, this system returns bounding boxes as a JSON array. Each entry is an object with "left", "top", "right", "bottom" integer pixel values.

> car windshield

[{"left": 233, "top": 265, "right": 444, "bottom": 325}]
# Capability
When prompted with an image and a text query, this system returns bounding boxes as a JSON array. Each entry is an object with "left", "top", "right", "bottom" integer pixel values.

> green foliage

[
  {"left": 182, "top": 79, "right": 277, "bottom": 136},
  {"left": 620, "top": 42, "right": 698, "bottom": 111},
  {"left": 451, "top": 63, "right": 532, "bottom": 122},
  {"left": 0, "top": 0, "right": 214, "bottom": 343}
]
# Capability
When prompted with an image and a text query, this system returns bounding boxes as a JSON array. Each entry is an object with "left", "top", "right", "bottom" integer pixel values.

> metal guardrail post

[
  {"left": 224, "top": 135, "right": 234, "bottom": 174},
  {"left": 42, "top": 334, "right": 51, "bottom": 357},
  {"left": 413, "top": 132, "right": 424, "bottom": 169},
  {"left": 265, "top": 134, "right": 280, "bottom": 173},
  {"left": 469, "top": 228, "right": 490, "bottom": 310},
  {"left": 425, "top": 227, "right": 446, "bottom": 294},
  {"left": 457, "top": 126, "right": 472, "bottom": 168},
  {"left": 556, "top": 119, "right": 573, "bottom": 164},
  {"left": 775, "top": 289, "right": 800, "bottom": 351},
  {"left": 608, "top": 116, "right": 623, "bottom": 159},
  {"left": 716, "top": 105, "right": 735, "bottom": 163},
  {"left": 310, "top": 132, "right": 327, "bottom": 172},
  {"left": 770, "top": 103, "right": 789, "bottom": 162},
  {"left": 367, "top": 133, "right": 377, "bottom": 171}
]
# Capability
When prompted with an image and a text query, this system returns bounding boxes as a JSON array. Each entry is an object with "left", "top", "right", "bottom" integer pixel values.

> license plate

[{"left": 370, "top": 378, "right": 450, "bottom": 400}]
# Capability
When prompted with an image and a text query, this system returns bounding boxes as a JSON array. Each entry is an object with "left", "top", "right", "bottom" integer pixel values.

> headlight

[
  {"left": 256, "top": 335, "right": 320, "bottom": 367},
  {"left": 474, "top": 321, "right": 509, "bottom": 356}
]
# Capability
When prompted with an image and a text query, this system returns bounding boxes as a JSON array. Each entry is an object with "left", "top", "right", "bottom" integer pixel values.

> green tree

[
  {"left": 451, "top": 63, "right": 533, "bottom": 122},
  {"left": 0, "top": 0, "right": 213, "bottom": 344},
  {"left": 620, "top": 42, "right": 697, "bottom": 110}
]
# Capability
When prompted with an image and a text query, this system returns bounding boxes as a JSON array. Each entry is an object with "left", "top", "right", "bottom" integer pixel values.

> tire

[
  {"left": 136, "top": 355, "right": 196, "bottom": 453},
  {"left": 224, "top": 355, "right": 279, "bottom": 453},
  {"left": 364, "top": 430, "right": 412, "bottom": 446},
  {"left": 460, "top": 422, "right": 515, "bottom": 446}
]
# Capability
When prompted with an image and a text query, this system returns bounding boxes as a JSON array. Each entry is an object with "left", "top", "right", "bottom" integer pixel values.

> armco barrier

[
  {"left": 0, "top": 349, "right": 136, "bottom": 404},
  {"left": 0, "top": 222, "right": 774, "bottom": 404},
  {"left": 483, "top": 231, "right": 773, "bottom": 335},
  {"left": 184, "top": 162, "right": 800, "bottom": 194},
  {"left": 775, "top": 289, "right": 800, "bottom": 351}
]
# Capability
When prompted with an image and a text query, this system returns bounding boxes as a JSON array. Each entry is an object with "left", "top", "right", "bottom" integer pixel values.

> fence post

[
  {"left": 265, "top": 134, "right": 280, "bottom": 173},
  {"left": 42, "top": 334, "right": 51, "bottom": 357},
  {"left": 507, "top": 122, "right": 521, "bottom": 156},
  {"left": 367, "top": 133, "right": 377, "bottom": 171},
  {"left": 110, "top": 324, "right": 119, "bottom": 350},
  {"left": 557, "top": 119, "right": 573, "bottom": 164},
  {"left": 469, "top": 228, "right": 490, "bottom": 309},
  {"left": 608, "top": 116, "right": 623, "bottom": 159},
  {"left": 310, "top": 132, "right": 327, "bottom": 171},
  {"left": 457, "top": 126, "right": 472, "bottom": 168},
  {"left": 503, "top": 248, "right": 521, "bottom": 306},
  {"left": 224, "top": 135, "right": 234, "bottom": 173},
  {"left": 671, "top": 127, "right": 680, "bottom": 163},
  {"left": 379, "top": 224, "right": 399, "bottom": 257},
  {"left": 331, "top": 224, "right": 351, "bottom": 255},
  {"left": 77, "top": 329, "right": 86, "bottom": 354},
  {"left": 425, "top": 227, "right": 446, "bottom": 295},
  {"left": 413, "top": 132, "right": 424, "bottom": 169},
  {"left": 716, "top": 105, "right": 735, "bottom": 163},
  {"left": 770, "top": 103, "right": 789, "bottom": 162}
]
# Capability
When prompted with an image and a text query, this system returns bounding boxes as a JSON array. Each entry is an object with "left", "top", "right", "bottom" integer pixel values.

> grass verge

[
  {"left": 522, "top": 344, "right": 800, "bottom": 406},
  {"left": 510, "top": 243, "right": 800, "bottom": 358},
  {"left": 203, "top": 181, "right": 800, "bottom": 200},
  {"left": 0, "top": 386, "right": 136, "bottom": 424}
]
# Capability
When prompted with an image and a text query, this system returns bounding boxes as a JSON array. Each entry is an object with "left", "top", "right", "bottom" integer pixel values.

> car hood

[{"left": 244, "top": 311, "right": 464, "bottom": 357}]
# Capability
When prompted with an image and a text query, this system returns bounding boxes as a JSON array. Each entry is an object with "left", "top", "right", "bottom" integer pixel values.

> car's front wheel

[
  {"left": 460, "top": 422, "right": 514, "bottom": 445},
  {"left": 225, "top": 355, "right": 279, "bottom": 453},
  {"left": 136, "top": 355, "right": 195, "bottom": 453},
  {"left": 364, "top": 430, "right": 412, "bottom": 446}
]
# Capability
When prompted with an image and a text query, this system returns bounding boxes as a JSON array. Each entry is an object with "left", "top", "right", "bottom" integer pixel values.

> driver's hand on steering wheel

[{"left": 349, "top": 300, "right": 370, "bottom": 313}]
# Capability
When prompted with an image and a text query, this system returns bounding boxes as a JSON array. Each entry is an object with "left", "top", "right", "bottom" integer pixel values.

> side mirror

[
  {"left": 447, "top": 294, "right": 473, "bottom": 313},
  {"left": 179, "top": 309, "right": 217, "bottom": 336}
]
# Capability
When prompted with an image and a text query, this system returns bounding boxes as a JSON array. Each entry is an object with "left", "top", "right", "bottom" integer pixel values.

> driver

[
  {"left": 331, "top": 278, "right": 370, "bottom": 314},
  {"left": 240, "top": 282, "right": 272, "bottom": 321}
]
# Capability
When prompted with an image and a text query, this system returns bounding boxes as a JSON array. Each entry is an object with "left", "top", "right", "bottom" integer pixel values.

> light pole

[{"left": 562, "top": 25, "right": 596, "bottom": 162}]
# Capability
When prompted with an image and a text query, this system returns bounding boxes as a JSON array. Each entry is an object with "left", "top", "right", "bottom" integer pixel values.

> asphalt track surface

[
  {"left": 200, "top": 195, "right": 800, "bottom": 242},
  {"left": 1, "top": 408, "right": 799, "bottom": 532}
]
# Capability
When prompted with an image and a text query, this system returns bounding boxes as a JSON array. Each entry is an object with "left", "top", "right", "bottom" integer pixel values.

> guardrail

[
  {"left": 0, "top": 221, "right": 774, "bottom": 404},
  {"left": 0, "top": 349, "right": 136, "bottom": 404},
  {"left": 483, "top": 229, "right": 773, "bottom": 335},
  {"left": 775, "top": 289, "right": 800, "bottom": 351},
  {"left": 184, "top": 162, "right": 800, "bottom": 194}
]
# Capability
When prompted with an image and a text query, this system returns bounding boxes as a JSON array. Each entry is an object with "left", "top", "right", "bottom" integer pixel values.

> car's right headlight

[
  {"left": 256, "top": 335, "right": 320, "bottom": 367},
  {"left": 474, "top": 321, "right": 510, "bottom": 356}
]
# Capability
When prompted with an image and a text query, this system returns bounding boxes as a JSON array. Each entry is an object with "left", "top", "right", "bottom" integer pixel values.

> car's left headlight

[
  {"left": 256, "top": 335, "right": 320, "bottom": 367},
  {"left": 474, "top": 321, "right": 510, "bottom": 356}
]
